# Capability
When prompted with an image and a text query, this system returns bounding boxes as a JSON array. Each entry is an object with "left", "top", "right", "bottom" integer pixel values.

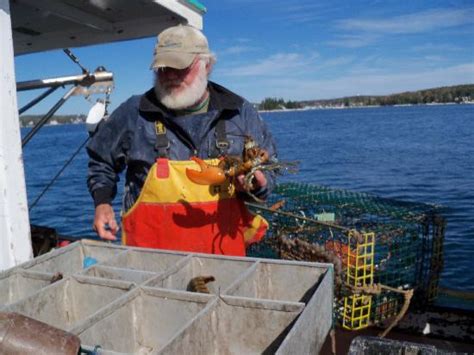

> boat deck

[{"left": 321, "top": 306, "right": 474, "bottom": 354}]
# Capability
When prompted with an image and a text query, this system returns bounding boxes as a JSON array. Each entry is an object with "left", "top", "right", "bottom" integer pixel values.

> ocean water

[{"left": 22, "top": 104, "right": 474, "bottom": 293}]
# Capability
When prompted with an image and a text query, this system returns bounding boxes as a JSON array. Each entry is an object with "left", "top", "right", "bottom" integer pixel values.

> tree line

[
  {"left": 18, "top": 84, "right": 474, "bottom": 120},
  {"left": 258, "top": 84, "right": 473, "bottom": 110},
  {"left": 259, "top": 97, "right": 303, "bottom": 110}
]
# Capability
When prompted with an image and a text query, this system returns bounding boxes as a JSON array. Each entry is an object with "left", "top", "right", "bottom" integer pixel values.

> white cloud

[
  {"left": 235, "top": 38, "right": 252, "bottom": 43},
  {"left": 216, "top": 53, "right": 354, "bottom": 80},
  {"left": 218, "top": 46, "right": 258, "bottom": 55},
  {"left": 337, "top": 7, "right": 474, "bottom": 34},
  {"left": 320, "top": 56, "right": 355, "bottom": 67},
  {"left": 423, "top": 55, "right": 444, "bottom": 62},
  {"left": 346, "top": 54, "right": 426, "bottom": 76},
  {"left": 273, "top": 12, "right": 323, "bottom": 24},
  {"left": 411, "top": 43, "right": 464, "bottom": 52},
  {"left": 216, "top": 52, "right": 319, "bottom": 77},
  {"left": 327, "top": 34, "right": 379, "bottom": 48},
  {"left": 264, "top": 3, "right": 353, "bottom": 25},
  {"left": 226, "top": 63, "right": 474, "bottom": 102},
  {"left": 284, "top": 3, "right": 326, "bottom": 12}
]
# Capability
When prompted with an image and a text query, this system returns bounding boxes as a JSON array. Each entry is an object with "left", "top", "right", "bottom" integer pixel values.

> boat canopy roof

[{"left": 11, "top": 0, "right": 206, "bottom": 55}]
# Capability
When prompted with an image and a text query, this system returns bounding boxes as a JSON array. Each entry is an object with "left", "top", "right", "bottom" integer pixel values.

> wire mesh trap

[{"left": 247, "top": 182, "right": 445, "bottom": 331}]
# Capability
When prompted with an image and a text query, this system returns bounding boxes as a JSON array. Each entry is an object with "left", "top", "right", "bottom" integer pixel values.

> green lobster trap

[{"left": 247, "top": 182, "right": 445, "bottom": 331}]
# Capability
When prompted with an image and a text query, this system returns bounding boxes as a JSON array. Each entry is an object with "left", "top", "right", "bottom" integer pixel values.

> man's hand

[
  {"left": 93, "top": 203, "right": 119, "bottom": 241},
  {"left": 235, "top": 170, "right": 267, "bottom": 192}
]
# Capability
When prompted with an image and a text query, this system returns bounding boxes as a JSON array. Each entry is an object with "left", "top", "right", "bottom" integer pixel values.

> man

[{"left": 87, "top": 24, "right": 277, "bottom": 256}]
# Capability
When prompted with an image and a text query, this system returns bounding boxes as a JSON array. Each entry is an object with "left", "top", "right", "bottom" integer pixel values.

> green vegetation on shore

[
  {"left": 259, "top": 98, "right": 302, "bottom": 110},
  {"left": 258, "top": 84, "right": 474, "bottom": 111},
  {"left": 19, "top": 84, "right": 473, "bottom": 124}
]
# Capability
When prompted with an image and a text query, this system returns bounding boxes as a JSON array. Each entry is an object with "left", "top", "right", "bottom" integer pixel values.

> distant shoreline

[
  {"left": 20, "top": 101, "right": 473, "bottom": 127},
  {"left": 258, "top": 101, "right": 474, "bottom": 113},
  {"left": 258, "top": 84, "right": 473, "bottom": 111}
]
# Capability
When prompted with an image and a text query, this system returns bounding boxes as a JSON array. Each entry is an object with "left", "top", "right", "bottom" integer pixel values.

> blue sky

[{"left": 14, "top": 0, "right": 474, "bottom": 114}]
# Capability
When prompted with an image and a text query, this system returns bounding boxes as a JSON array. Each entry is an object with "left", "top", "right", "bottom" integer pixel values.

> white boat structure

[{"left": 1, "top": 0, "right": 205, "bottom": 270}]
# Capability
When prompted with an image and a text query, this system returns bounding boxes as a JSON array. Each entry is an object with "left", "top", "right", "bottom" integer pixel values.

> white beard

[{"left": 154, "top": 60, "right": 208, "bottom": 110}]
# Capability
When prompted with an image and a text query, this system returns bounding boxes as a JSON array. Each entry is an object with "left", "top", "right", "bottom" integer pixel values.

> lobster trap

[{"left": 247, "top": 182, "right": 445, "bottom": 331}]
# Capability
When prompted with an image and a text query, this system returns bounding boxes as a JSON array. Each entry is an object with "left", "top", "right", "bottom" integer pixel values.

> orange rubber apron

[{"left": 122, "top": 158, "right": 268, "bottom": 256}]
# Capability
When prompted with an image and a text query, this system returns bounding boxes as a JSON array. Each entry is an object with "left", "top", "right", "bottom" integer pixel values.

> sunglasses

[{"left": 156, "top": 57, "right": 198, "bottom": 76}]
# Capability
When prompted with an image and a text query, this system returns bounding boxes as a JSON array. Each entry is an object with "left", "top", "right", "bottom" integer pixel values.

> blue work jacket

[{"left": 87, "top": 81, "right": 277, "bottom": 211}]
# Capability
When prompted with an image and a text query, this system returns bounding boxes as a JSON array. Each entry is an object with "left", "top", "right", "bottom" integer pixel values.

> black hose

[
  {"left": 19, "top": 86, "right": 60, "bottom": 115},
  {"left": 22, "top": 86, "right": 77, "bottom": 147},
  {"left": 29, "top": 136, "right": 90, "bottom": 211}
]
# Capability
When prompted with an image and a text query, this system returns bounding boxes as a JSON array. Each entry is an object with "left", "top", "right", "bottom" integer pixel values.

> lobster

[{"left": 186, "top": 136, "right": 270, "bottom": 190}]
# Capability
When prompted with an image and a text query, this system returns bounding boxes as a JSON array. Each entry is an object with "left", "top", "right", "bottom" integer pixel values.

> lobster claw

[{"left": 186, "top": 157, "right": 227, "bottom": 185}]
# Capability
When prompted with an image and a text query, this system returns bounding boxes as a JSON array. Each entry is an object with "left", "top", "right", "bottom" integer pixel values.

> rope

[
  {"left": 330, "top": 328, "right": 336, "bottom": 355},
  {"left": 350, "top": 283, "right": 414, "bottom": 337},
  {"left": 378, "top": 288, "right": 413, "bottom": 337},
  {"left": 29, "top": 136, "right": 90, "bottom": 211},
  {"left": 245, "top": 201, "right": 354, "bottom": 232}
]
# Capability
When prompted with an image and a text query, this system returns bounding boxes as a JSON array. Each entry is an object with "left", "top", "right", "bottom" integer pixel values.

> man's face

[
  {"left": 154, "top": 57, "right": 209, "bottom": 110},
  {"left": 158, "top": 57, "right": 200, "bottom": 93}
]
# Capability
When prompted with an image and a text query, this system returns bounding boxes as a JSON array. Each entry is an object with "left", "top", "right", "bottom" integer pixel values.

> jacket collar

[
  {"left": 139, "top": 81, "right": 243, "bottom": 115},
  {"left": 139, "top": 88, "right": 169, "bottom": 116},
  {"left": 207, "top": 81, "right": 243, "bottom": 111}
]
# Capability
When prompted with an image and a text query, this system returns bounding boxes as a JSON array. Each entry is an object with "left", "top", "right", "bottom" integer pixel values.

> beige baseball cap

[{"left": 150, "top": 25, "right": 210, "bottom": 70}]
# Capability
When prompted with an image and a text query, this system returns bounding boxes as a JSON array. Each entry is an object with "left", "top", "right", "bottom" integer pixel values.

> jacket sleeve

[
  {"left": 86, "top": 100, "right": 131, "bottom": 207},
  {"left": 240, "top": 101, "right": 278, "bottom": 200}
]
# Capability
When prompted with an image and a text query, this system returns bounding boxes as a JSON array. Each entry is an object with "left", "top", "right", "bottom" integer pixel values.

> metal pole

[
  {"left": 18, "top": 86, "right": 60, "bottom": 115},
  {"left": 21, "top": 85, "right": 77, "bottom": 147},
  {"left": 16, "top": 71, "right": 113, "bottom": 91}
]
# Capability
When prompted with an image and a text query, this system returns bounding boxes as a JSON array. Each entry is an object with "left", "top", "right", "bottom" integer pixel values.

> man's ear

[{"left": 205, "top": 60, "right": 213, "bottom": 75}]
